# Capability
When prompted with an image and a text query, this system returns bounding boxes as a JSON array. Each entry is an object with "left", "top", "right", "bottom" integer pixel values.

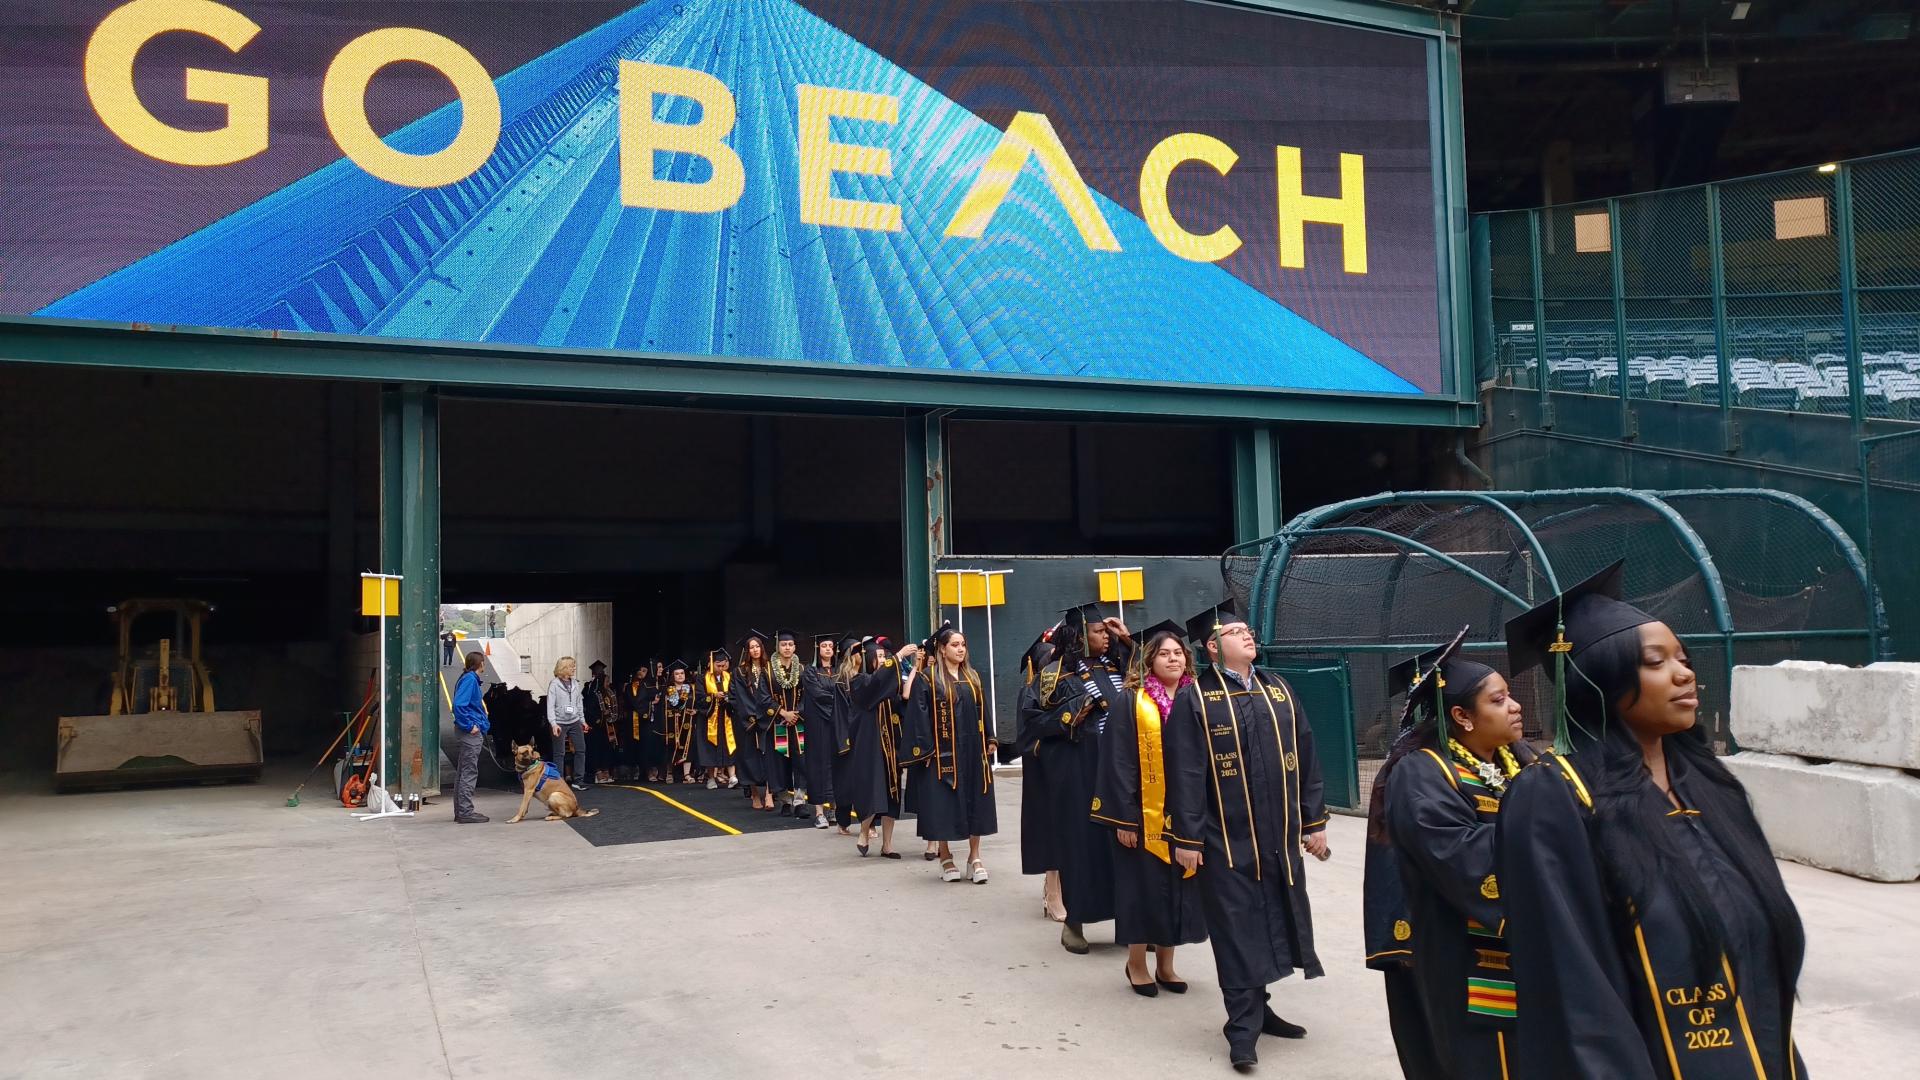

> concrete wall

[
  {"left": 503, "top": 604, "right": 613, "bottom": 694},
  {"left": 1733, "top": 660, "right": 1920, "bottom": 769},
  {"left": 1726, "top": 752, "right": 1920, "bottom": 883}
]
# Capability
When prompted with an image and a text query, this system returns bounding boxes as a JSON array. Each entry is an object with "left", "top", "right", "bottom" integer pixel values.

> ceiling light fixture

[{"left": 1732, "top": 2, "right": 1752, "bottom": 20}]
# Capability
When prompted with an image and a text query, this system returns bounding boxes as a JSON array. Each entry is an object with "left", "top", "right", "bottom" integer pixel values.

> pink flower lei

[{"left": 1145, "top": 672, "right": 1193, "bottom": 718}]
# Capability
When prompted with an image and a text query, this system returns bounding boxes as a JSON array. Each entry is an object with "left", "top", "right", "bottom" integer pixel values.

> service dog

[{"left": 506, "top": 742, "right": 601, "bottom": 823}]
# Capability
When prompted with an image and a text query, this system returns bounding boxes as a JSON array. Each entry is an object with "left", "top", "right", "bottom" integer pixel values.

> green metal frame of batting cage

[{"left": 1222, "top": 488, "right": 1885, "bottom": 810}]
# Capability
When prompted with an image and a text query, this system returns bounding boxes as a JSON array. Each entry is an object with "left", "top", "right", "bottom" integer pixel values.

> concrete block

[
  {"left": 1725, "top": 751, "right": 1920, "bottom": 883},
  {"left": 1732, "top": 661, "right": 1920, "bottom": 770}
]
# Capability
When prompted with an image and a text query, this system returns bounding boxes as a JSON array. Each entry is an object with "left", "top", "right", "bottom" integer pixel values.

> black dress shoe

[
  {"left": 1126, "top": 965, "right": 1159, "bottom": 997},
  {"left": 1155, "top": 976, "right": 1188, "bottom": 994},
  {"left": 1261, "top": 1009, "right": 1307, "bottom": 1039},
  {"left": 1061, "top": 922, "right": 1090, "bottom": 954},
  {"left": 455, "top": 813, "right": 489, "bottom": 824},
  {"left": 1230, "top": 1042, "right": 1258, "bottom": 1072}
]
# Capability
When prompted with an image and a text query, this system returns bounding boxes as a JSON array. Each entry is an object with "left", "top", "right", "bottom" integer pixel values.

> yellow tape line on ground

[{"left": 613, "top": 785, "right": 743, "bottom": 836}]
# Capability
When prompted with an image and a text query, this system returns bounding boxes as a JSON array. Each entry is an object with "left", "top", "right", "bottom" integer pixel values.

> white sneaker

[
  {"left": 794, "top": 790, "right": 808, "bottom": 804},
  {"left": 813, "top": 813, "right": 829, "bottom": 829},
  {"left": 706, "top": 778, "right": 718, "bottom": 790}
]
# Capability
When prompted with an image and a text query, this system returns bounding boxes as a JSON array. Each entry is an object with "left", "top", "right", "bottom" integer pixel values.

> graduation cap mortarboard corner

[
  {"left": 1385, "top": 626, "right": 1473, "bottom": 699},
  {"left": 588, "top": 660, "right": 607, "bottom": 672},
  {"left": 775, "top": 629, "right": 798, "bottom": 642},
  {"left": 1184, "top": 597, "right": 1240, "bottom": 644},
  {"left": 1135, "top": 619, "right": 1185, "bottom": 644},
  {"left": 1504, "top": 560, "right": 1654, "bottom": 679}
]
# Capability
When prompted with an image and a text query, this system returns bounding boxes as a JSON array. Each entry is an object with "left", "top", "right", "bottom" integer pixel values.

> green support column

[
  {"left": 1232, "top": 426, "right": 1282, "bottom": 544},
  {"left": 380, "top": 385, "right": 442, "bottom": 795},
  {"left": 1608, "top": 197, "right": 1634, "bottom": 439},
  {"left": 1835, "top": 164, "right": 1865, "bottom": 434},
  {"left": 902, "top": 411, "right": 949, "bottom": 641}
]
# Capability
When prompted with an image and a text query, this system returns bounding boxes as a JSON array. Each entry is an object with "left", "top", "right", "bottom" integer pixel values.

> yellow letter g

[{"left": 85, "top": 0, "right": 269, "bottom": 166}]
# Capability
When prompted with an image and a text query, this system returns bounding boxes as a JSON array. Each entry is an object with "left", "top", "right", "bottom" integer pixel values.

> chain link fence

[
  {"left": 1224, "top": 490, "right": 1882, "bottom": 811},
  {"left": 1480, "top": 147, "right": 1920, "bottom": 420}
]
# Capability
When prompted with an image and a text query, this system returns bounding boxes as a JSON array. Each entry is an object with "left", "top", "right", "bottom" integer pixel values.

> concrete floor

[{"left": 2, "top": 768, "right": 1914, "bottom": 1079}]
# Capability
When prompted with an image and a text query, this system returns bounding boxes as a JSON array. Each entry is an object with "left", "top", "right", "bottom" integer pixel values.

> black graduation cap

[
  {"left": 774, "top": 628, "right": 798, "bottom": 643},
  {"left": 1504, "top": 560, "right": 1654, "bottom": 680},
  {"left": 1134, "top": 619, "right": 1185, "bottom": 646},
  {"left": 1385, "top": 626, "right": 1472, "bottom": 699},
  {"left": 588, "top": 660, "right": 607, "bottom": 673},
  {"left": 1184, "top": 597, "right": 1240, "bottom": 644},
  {"left": 1060, "top": 602, "right": 1105, "bottom": 633},
  {"left": 707, "top": 647, "right": 730, "bottom": 667},
  {"left": 667, "top": 658, "right": 688, "bottom": 673},
  {"left": 924, "top": 620, "right": 958, "bottom": 651},
  {"left": 812, "top": 631, "right": 843, "bottom": 649}
]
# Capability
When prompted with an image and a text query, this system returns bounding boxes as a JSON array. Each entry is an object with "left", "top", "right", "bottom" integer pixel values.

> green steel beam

[
  {"left": 380, "top": 386, "right": 441, "bottom": 796},
  {"left": 1835, "top": 164, "right": 1865, "bottom": 434},
  {"left": 1608, "top": 198, "right": 1633, "bottom": 438},
  {"left": 1528, "top": 209, "right": 1550, "bottom": 420},
  {"left": 1705, "top": 185, "right": 1734, "bottom": 426},
  {"left": 901, "top": 413, "right": 947, "bottom": 643},
  {"left": 1233, "top": 426, "right": 1283, "bottom": 545},
  {"left": 0, "top": 318, "right": 1475, "bottom": 429}
]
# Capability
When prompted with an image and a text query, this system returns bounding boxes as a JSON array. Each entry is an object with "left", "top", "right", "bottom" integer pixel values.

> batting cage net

[{"left": 1222, "top": 489, "right": 1883, "bottom": 811}]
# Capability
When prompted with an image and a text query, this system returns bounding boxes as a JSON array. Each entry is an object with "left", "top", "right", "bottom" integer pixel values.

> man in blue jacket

[{"left": 453, "top": 651, "right": 491, "bottom": 823}]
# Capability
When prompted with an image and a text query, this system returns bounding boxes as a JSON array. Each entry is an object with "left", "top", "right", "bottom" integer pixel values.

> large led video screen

[{"left": 1, "top": 1, "right": 1447, "bottom": 394}]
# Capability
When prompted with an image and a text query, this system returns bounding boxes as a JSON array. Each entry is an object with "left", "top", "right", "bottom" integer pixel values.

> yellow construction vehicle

[{"left": 56, "top": 599, "right": 264, "bottom": 792}]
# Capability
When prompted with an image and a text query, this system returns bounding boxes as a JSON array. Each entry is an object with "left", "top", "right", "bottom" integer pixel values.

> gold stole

[
  {"left": 1134, "top": 689, "right": 1195, "bottom": 878},
  {"left": 628, "top": 681, "right": 644, "bottom": 741},
  {"left": 933, "top": 670, "right": 987, "bottom": 791},
  {"left": 704, "top": 670, "right": 736, "bottom": 754}
]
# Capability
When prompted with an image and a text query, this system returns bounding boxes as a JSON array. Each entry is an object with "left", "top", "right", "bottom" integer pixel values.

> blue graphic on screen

[{"left": 41, "top": 0, "right": 1417, "bottom": 394}]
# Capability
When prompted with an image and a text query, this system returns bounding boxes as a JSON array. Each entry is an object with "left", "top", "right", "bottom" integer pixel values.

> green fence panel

[{"left": 1268, "top": 659, "right": 1358, "bottom": 812}]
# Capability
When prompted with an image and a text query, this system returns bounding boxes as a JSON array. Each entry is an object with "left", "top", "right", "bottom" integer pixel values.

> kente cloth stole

[
  {"left": 1134, "top": 688, "right": 1195, "bottom": 878},
  {"left": 704, "top": 670, "right": 736, "bottom": 754}
]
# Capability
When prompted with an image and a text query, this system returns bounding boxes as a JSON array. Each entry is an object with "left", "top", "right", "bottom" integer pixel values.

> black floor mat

[{"left": 563, "top": 783, "right": 827, "bottom": 846}]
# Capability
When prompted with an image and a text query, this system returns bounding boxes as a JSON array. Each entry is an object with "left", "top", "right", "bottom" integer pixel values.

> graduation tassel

[{"left": 1550, "top": 620, "right": 1573, "bottom": 755}]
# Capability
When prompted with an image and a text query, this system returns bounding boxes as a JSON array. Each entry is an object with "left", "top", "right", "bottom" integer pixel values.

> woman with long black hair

[
  {"left": 1362, "top": 629, "right": 1531, "bottom": 1079},
  {"left": 839, "top": 636, "right": 921, "bottom": 858},
  {"left": 1095, "top": 621, "right": 1205, "bottom": 997},
  {"left": 732, "top": 631, "right": 779, "bottom": 811},
  {"left": 801, "top": 634, "right": 841, "bottom": 829},
  {"left": 1497, "top": 562, "right": 1807, "bottom": 1080},
  {"left": 909, "top": 623, "right": 998, "bottom": 884}
]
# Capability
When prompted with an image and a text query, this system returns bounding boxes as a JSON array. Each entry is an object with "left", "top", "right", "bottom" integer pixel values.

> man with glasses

[{"left": 1164, "top": 600, "right": 1332, "bottom": 1074}]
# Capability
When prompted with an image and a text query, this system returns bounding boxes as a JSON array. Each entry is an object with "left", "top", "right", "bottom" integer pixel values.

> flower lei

[
  {"left": 770, "top": 654, "right": 802, "bottom": 691},
  {"left": 1144, "top": 673, "right": 1193, "bottom": 718},
  {"left": 1448, "top": 736, "right": 1522, "bottom": 793}
]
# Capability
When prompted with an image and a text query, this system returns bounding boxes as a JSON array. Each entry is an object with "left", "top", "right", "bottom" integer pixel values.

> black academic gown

[
  {"left": 1014, "top": 673, "right": 1059, "bottom": 876},
  {"left": 662, "top": 682, "right": 697, "bottom": 769},
  {"left": 731, "top": 666, "right": 778, "bottom": 786},
  {"left": 622, "top": 679, "right": 654, "bottom": 771},
  {"left": 584, "top": 677, "right": 619, "bottom": 773},
  {"left": 1367, "top": 746, "right": 1519, "bottom": 1079},
  {"left": 801, "top": 664, "right": 840, "bottom": 807},
  {"left": 908, "top": 672, "right": 998, "bottom": 841},
  {"left": 1094, "top": 686, "right": 1206, "bottom": 948},
  {"left": 690, "top": 674, "right": 737, "bottom": 770},
  {"left": 764, "top": 666, "right": 805, "bottom": 798},
  {"left": 1497, "top": 749, "right": 1807, "bottom": 1080},
  {"left": 840, "top": 661, "right": 908, "bottom": 822},
  {"left": 1023, "top": 646, "right": 1131, "bottom": 925},
  {"left": 1163, "top": 665, "right": 1328, "bottom": 990}
]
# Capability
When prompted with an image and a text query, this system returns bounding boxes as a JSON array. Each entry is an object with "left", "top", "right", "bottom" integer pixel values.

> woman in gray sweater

[{"left": 547, "top": 656, "right": 588, "bottom": 791}]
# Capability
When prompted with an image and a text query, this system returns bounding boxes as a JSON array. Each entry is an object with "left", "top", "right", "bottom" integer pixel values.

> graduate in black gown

[
  {"left": 585, "top": 661, "right": 620, "bottom": 784},
  {"left": 731, "top": 631, "right": 780, "bottom": 811},
  {"left": 1095, "top": 620, "right": 1206, "bottom": 998},
  {"left": 767, "top": 630, "right": 811, "bottom": 818},
  {"left": 1012, "top": 626, "right": 1068, "bottom": 922},
  {"left": 908, "top": 622, "right": 999, "bottom": 883},
  {"left": 1020, "top": 603, "right": 1132, "bottom": 955},
  {"left": 1496, "top": 562, "right": 1808, "bottom": 1080},
  {"left": 1163, "top": 599, "right": 1329, "bottom": 1073},
  {"left": 839, "top": 636, "right": 922, "bottom": 858},
  {"left": 1362, "top": 628, "right": 1534, "bottom": 1079},
  {"left": 622, "top": 664, "right": 656, "bottom": 782},
  {"left": 661, "top": 660, "right": 697, "bottom": 784},
  {"left": 691, "top": 648, "right": 738, "bottom": 788},
  {"left": 800, "top": 634, "right": 841, "bottom": 829}
]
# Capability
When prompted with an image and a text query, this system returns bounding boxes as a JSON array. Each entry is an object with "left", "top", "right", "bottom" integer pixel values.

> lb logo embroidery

[
  {"left": 1393, "top": 919, "right": 1412, "bottom": 942},
  {"left": 1267, "top": 686, "right": 1287, "bottom": 702},
  {"left": 1480, "top": 874, "right": 1500, "bottom": 900},
  {"left": 1284, "top": 751, "right": 1298, "bottom": 771},
  {"left": 1090, "top": 797, "right": 1103, "bottom": 812}
]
